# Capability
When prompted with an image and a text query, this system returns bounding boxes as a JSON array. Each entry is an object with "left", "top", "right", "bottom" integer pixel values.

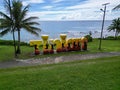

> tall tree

[
  {"left": 0, "top": 0, "right": 41, "bottom": 55},
  {"left": 107, "top": 18, "right": 120, "bottom": 38},
  {"left": 12, "top": 0, "right": 41, "bottom": 54},
  {"left": 0, "top": 0, "right": 17, "bottom": 57}
]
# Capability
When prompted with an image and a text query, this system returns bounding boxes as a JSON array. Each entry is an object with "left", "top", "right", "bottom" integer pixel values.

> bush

[
  {"left": 85, "top": 35, "right": 93, "bottom": 42},
  {"left": 0, "top": 40, "right": 13, "bottom": 45},
  {"left": 104, "top": 36, "right": 120, "bottom": 40},
  {"left": 20, "top": 42, "right": 29, "bottom": 46},
  {"left": 117, "top": 36, "right": 120, "bottom": 40},
  {"left": 0, "top": 39, "right": 29, "bottom": 46},
  {"left": 105, "top": 36, "right": 115, "bottom": 40}
]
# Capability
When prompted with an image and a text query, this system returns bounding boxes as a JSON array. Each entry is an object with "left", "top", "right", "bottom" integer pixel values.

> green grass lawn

[
  {"left": 0, "top": 56, "right": 120, "bottom": 90},
  {"left": 88, "top": 39, "right": 120, "bottom": 52},
  {"left": 0, "top": 39, "right": 120, "bottom": 62}
]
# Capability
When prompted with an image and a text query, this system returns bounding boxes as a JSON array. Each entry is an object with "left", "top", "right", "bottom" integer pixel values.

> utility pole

[{"left": 98, "top": 3, "right": 110, "bottom": 50}]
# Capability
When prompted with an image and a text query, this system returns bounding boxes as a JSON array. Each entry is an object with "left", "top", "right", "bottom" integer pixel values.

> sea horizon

[{"left": 0, "top": 20, "right": 115, "bottom": 42}]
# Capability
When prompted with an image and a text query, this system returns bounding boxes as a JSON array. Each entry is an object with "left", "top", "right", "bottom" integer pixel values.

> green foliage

[
  {"left": 0, "top": 56, "right": 120, "bottom": 90},
  {"left": 104, "top": 36, "right": 120, "bottom": 40},
  {"left": 107, "top": 18, "right": 120, "bottom": 37},
  {"left": 117, "top": 36, "right": 120, "bottom": 40},
  {"left": 105, "top": 36, "right": 116, "bottom": 40},
  {"left": 0, "top": 39, "right": 29, "bottom": 46},
  {"left": 85, "top": 35, "right": 93, "bottom": 42},
  {"left": 0, "top": 0, "right": 41, "bottom": 54}
]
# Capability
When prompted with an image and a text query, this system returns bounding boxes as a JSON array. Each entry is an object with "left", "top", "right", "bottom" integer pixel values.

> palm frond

[
  {"left": 4, "top": 0, "right": 12, "bottom": 15},
  {"left": 20, "top": 5, "right": 29, "bottom": 20},
  {"left": 0, "top": 12, "right": 11, "bottom": 20},
  {"left": 107, "top": 17, "right": 120, "bottom": 35},
  {"left": 0, "top": 28, "right": 11, "bottom": 36},
  {"left": 113, "top": 4, "right": 120, "bottom": 10},
  {"left": 107, "top": 25, "right": 115, "bottom": 31},
  {"left": 22, "top": 25, "right": 41, "bottom": 36},
  {"left": 23, "top": 17, "right": 39, "bottom": 23},
  {"left": 29, "top": 26, "right": 41, "bottom": 31},
  {"left": 0, "top": 19, "right": 12, "bottom": 29},
  {"left": 23, "top": 21, "right": 40, "bottom": 25},
  {"left": 12, "top": 0, "right": 23, "bottom": 22}
]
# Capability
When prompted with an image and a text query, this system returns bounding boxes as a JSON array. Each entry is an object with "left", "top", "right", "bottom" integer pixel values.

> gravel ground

[{"left": 0, "top": 52, "right": 120, "bottom": 69}]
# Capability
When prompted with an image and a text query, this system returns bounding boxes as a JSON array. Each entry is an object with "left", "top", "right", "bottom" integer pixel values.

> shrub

[
  {"left": 104, "top": 36, "right": 120, "bottom": 40},
  {"left": 85, "top": 35, "right": 93, "bottom": 42},
  {"left": 0, "top": 39, "right": 29, "bottom": 46},
  {"left": 0, "top": 40, "right": 13, "bottom": 45},
  {"left": 117, "top": 36, "right": 120, "bottom": 40},
  {"left": 106, "top": 36, "right": 115, "bottom": 40}
]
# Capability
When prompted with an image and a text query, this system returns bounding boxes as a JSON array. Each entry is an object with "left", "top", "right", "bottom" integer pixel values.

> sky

[{"left": 0, "top": 0, "right": 120, "bottom": 21}]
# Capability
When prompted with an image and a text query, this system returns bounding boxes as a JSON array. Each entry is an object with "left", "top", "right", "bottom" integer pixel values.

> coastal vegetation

[
  {"left": 107, "top": 17, "right": 120, "bottom": 39},
  {"left": 104, "top": 36, "right": 120, "bottom": 40},
  {"left": 0, "top": 56, "right": 120, "bottom": 90},
  {"left": 85, "top": 35, "right": 93, "bottom": 42},
  {"left": 0, "top": 0, "right": 41, "bottom": 56},
  {"left": 0, "top": 39, "right": 29, "bottom": 46}
]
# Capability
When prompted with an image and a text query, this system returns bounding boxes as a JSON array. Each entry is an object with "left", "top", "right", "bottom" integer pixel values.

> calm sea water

[{"left": 0, "top": 20, "right": 113, "bottom": 42}]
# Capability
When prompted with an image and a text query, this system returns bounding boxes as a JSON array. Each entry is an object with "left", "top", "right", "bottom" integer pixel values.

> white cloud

[
  {"left": 0, "top": 0, "right": 119, "bottom": 20},
  {"left": 23, "top": 0, "right": 44, "bottom": 6},
  {"left": 26, "top": 0, "right": 120, "bottom": 20},
  {"left": 52, "top": 0, "right": 64, "bottom": 3},
  {"left": 66, "top": 0, "right": 120, "bottom": 10},
  {"left": 64, "top": 0, "right": 120, "bottom": 20},
  {"left": 42, "top": 6, "right": 54, "bottom": 10}
]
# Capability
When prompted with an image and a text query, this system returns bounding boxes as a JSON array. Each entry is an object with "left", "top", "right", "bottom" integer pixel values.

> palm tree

[
  {"left": 0, "top": 0, "right": 17, "bottom": 57},
  {"left": 0, "top": 0, "right": 41, "bottom": 55},
  {"left": 113, "top": 4, "right": 120, "bottom": 10},
  {"left": 107, "top": 18, "right": 120, "bottom": 38},
  {"left": 12, "top": 0, "right": 41, "bottom": 54}
]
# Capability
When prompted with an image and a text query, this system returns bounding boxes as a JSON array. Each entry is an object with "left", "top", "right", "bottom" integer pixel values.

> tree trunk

[
  {"left": 7, "top": 0, "right": 17, "bottom": 57},
  {"left": 115, "top": 29, "right": 118, "bottom": 39},
  {"left": 16, "top": 29, "right": 21, "bottom": 54},
  {"left": 13, "top": 30, "right": 17, "bottom": 57}
]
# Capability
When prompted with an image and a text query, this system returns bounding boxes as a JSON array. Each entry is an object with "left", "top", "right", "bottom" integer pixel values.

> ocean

[{"left": 0, "top": 20, "right": 113, "bottom": 42}]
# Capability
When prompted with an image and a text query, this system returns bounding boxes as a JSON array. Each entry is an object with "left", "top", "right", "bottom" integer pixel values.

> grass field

[
  {"left": 0, "top": 39, "right": 120, "bottom": 62},
  {"left": 0, "top": 56, "right": 120, "bottom": 90}
]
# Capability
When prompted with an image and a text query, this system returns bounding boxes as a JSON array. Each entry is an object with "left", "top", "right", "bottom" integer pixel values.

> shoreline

[{"left": 0, "top": 30, "right": 117, "bottom": 43}]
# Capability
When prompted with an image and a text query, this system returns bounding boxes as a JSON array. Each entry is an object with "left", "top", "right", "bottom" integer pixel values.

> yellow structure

[
  {"left": 81, "top": 37, "right": 87, "bottom": 43},
  {"left": 72, "top": 38, "right": 76, "bottom": 47},
  {"left": 67, "top": 38, "right": 72, "bottom": 44},
  {"left": 66, "top": 38, "right": 72, "bottom": 48},
  {"left": 81, "top": 37, "right": 88, "bottom": 50},
  {"left": 49, "top": 39, "right": 54, "bottom": 50},
  {"left": 29, "top": 34, "right": 88, "bottom": 54},
  {"left": 54, "top": 39, "right": 62, "bottom": 50},
  {"left": 41, "top": 35, "right": 49, "bottom": 50},
  {"left": 29, "top": 40, "right": 42, "bottom": 49},
  {"left": 60, "top": 34, "right": 67, "bottom": 48},
  {"left": 76, "top": 38, "right": 81, "bottom": 47}
]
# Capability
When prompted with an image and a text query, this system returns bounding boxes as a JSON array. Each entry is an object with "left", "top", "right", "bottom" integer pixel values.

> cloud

[
  {"left": 23, "top": 0, "right": 44, "bottom": 6},
  {"left": 0, "top": 0, "right": 118, "bottom": 20},
  {"left": 42, "top": 6, "right": 54, "bottom": 10},
  {"left": 28, "top": 6, "right": 119, "bottom": 21},
  {"left": 52, "top": 0, "right": 64, "bottom": 3},
  {"left": 66, "top": 0, "right": 115, "bottom": 10},
  {"left": 63, "top": 0, "right": 120, "bottom": 20}
]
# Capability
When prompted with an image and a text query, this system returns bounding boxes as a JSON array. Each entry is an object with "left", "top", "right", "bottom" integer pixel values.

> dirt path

[{"left": 0, "top": 52, "right": 120, "bottom": 69}]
